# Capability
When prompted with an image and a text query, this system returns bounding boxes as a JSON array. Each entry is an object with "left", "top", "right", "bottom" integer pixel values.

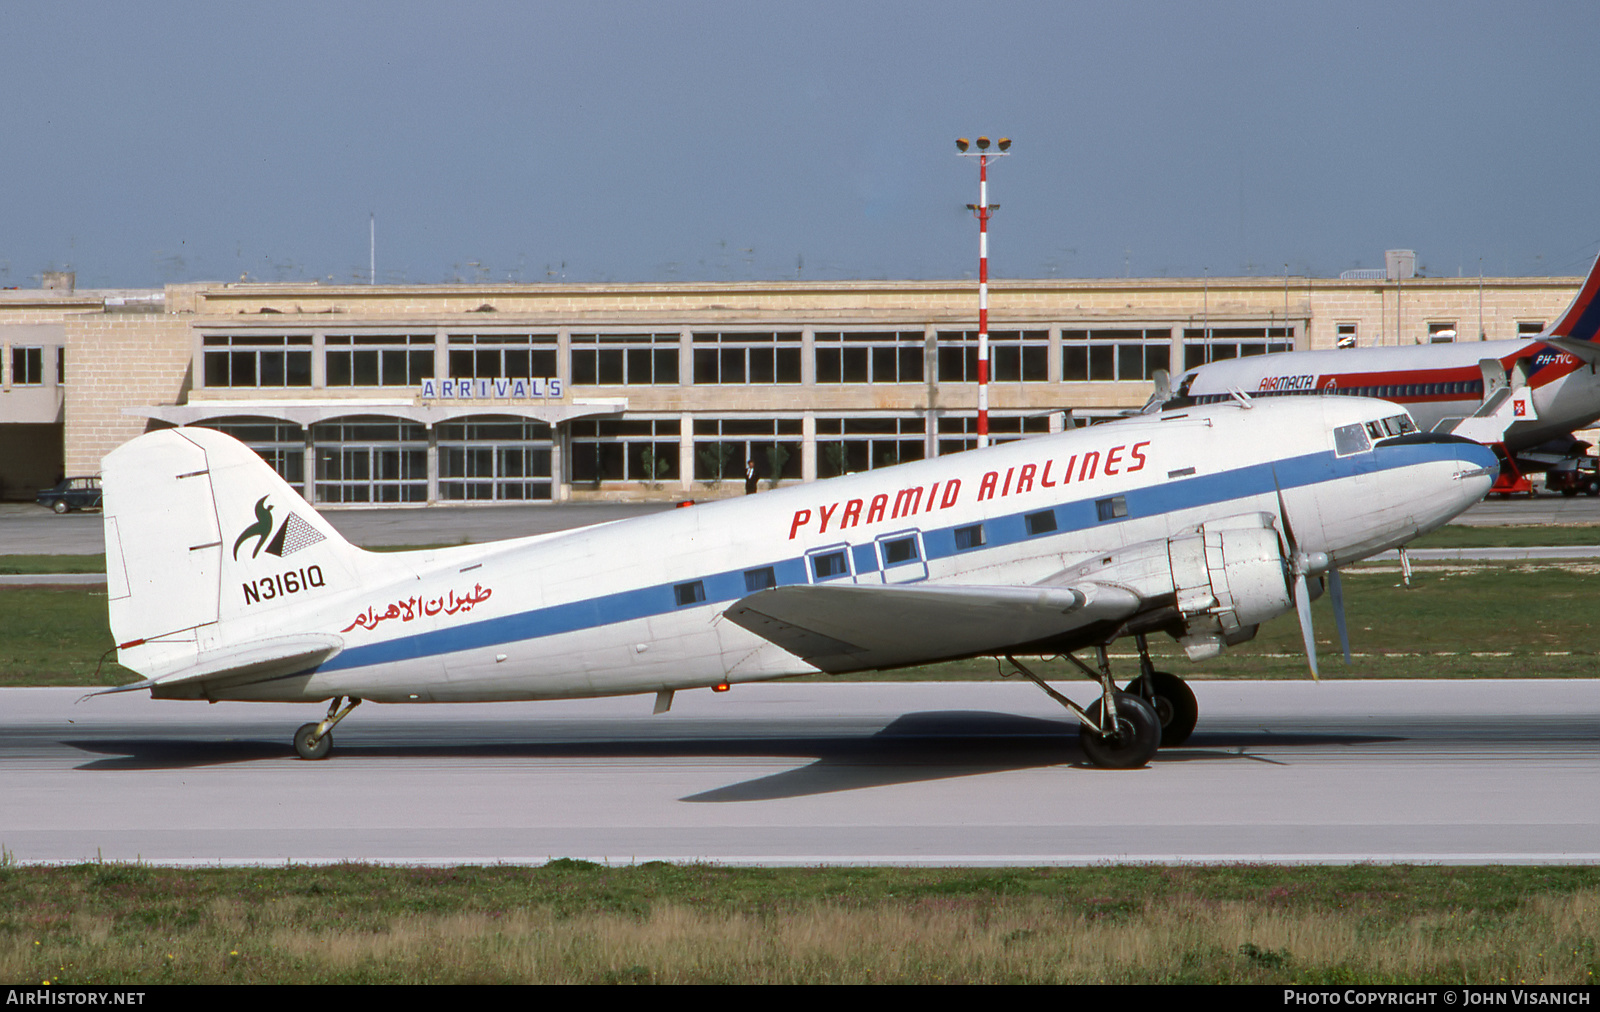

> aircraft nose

[{"left": 1416, "top": 435, "right": 1500, "bottom": 512}]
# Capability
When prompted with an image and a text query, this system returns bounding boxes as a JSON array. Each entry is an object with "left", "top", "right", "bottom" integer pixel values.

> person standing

[{"left": 744, "top": 459, "right": 758, "bottom": 494}]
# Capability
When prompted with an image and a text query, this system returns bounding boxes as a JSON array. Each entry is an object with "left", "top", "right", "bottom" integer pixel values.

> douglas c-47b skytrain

[
  {"left": 1159, "top": 252, "right": 1600, "bottom": 484},
  {"left": 96, "top": 396, "right": 1497, "bottom": 768}
]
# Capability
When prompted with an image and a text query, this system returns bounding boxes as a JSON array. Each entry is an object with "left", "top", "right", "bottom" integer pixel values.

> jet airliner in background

[
  {"left": 1159, "top": 252, "right": 1600, "bottom": 484},
  {"left": 97, "top": 396, "right": 1496, "bottom": 768}
]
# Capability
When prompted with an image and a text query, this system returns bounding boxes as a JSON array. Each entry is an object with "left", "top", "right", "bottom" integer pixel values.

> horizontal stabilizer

[
  {"left": 145, "top": 634, "right": 344, "bottom": 699},
  {"left": 724, "top": 582, "right": 1140, "bottom": 673}
]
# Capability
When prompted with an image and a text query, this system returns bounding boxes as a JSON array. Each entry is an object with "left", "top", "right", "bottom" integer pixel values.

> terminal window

[
  {"left": 327, "top": 335, "right": 434, "bottom": 387},
  {"left": 448, "top": 334, "right": 557, "bottom": 380},
  {"left": 570, "top": 333, "right": 679, "bottom": 385},
  {"left": 1061, "top": 328, "right": 1170, "bottom": 382},
  {"left": 814, "top": 331, "right": 924, "bottom": 384},
  {"left": 202, "top": 335, "right": 312, "bottom": 388},
  {"left": 694, "top": 418, "right": 802, "bottom": 482},
  {"left": 692, "top": 331, "right": 802, "bottom": 384},
  {"left": 937, "top": 414, "right": 1048, "bottom": 455},
  {"left": 10, "top": 346, "right": 44, "bottom": 385},
  {"left": 1182, "top": 327, "right": 1293, "bottom": 370},
  {"left": 817, "top": 416, "right": 926, "bottom": 476},
  {"left": 937, "top": 330, "right": 1048, "bottom": 382},
  {"left": 569, "top": 418, "right": 681, "bottom": 484}
]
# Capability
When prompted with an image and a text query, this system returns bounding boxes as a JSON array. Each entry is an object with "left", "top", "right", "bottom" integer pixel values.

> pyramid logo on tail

[{"left": 234, "top": 496, "right": 326, "bottom": 561}]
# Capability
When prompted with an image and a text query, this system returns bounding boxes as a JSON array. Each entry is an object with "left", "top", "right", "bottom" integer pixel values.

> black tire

[
  {"left": 1080, "top": 692, "right": 1161, "bottom": 769},
  {"left": 1124, "top": 670, "right": 1199, "bottom": 747},
  {"left": 51, "top": 500, "right": 69, "bottom": 514},
  {"left": 1587, "top": 481, "right": 1599, "bottom": 497},
  {"left": 293, "top": 722, "right": 331, "bottom": 761}
]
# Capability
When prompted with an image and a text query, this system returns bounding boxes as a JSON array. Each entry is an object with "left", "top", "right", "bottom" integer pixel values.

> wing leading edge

[{"left": 723, "top": 582, "right": 1141, "bottom": 673}]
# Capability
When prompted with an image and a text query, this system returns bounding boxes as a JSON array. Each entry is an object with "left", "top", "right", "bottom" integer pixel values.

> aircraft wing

[{"left": 723, "top": 582, "right": 1141, "bottom": 673}]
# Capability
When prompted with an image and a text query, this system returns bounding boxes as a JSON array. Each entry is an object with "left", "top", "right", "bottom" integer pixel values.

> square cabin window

[
  {"left": 744, "top": 567, "right": 776, "bottom": 592},
  {"left": 1095, "top": 497, "right": 1128, "bottom": 522},
  {"left": 674, "top": 581, "right": 706, "bottom": 606},
  {"left": 954, "top": 524, "right": 986, "bottom": 551},
  {"left": 811, "top": 550, "right": 850, "bottom": 581},
  {"left": 1025, "top": 509, "right": 1058, "bottom": 536},
  {"left": 881, "top": 535, "right": 919, "bottom": 567}
]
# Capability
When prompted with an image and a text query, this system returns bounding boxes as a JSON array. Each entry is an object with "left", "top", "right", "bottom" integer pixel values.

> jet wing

[{"left": 723, "top": 582, "right": 1141, "bottom": 674}]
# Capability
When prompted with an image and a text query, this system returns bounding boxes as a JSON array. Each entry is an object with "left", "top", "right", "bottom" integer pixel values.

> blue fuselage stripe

[{"left": 318, "top": 439, "right": 1480, "bottom": 673}]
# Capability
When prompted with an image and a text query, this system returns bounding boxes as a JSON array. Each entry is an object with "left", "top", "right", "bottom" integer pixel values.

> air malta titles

[
  {"left": 1258, "top": 374, "right": 1319, "bottom": 393},
  {"left": 788, "top": 439, "right": 1152, "bottom": 539}
]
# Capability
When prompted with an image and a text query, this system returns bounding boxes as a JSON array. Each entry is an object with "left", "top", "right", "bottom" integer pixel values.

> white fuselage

[
  {"left": 193, "top": 397, "right": 1494, "bottom": 704},
  {"left": 1170, "top": 339, "right": 1600, "bottom": 451}
]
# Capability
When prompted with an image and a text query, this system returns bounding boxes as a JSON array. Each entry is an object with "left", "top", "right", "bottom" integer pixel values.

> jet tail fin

[
  {"left": 102, "top": 426, "right": 372, "bottom": 683},
  {"left": 1544, "top": 250, "right": 1600, "bottom": 344}
]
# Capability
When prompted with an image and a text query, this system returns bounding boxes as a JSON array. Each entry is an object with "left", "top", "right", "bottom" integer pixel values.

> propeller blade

[
  {"left": 1294, "top": 570, "right": 1320, "bottom": 680},
  {"left": 1328, "top": 568, "right": 1352, "bottom": 664}
]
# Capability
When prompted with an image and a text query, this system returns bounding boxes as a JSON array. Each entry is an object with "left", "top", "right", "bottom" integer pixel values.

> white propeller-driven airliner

[
  {"left": 95, "top": 395, "right": 1497, "bottom": 768},
  {"left": 1159, "top": 252, "right": 1600, "bottom": 483}
]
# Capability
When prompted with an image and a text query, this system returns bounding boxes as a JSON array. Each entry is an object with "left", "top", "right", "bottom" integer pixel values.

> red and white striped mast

[{"left": 956, "top": 135, "right": 1010, "bottom": 447}]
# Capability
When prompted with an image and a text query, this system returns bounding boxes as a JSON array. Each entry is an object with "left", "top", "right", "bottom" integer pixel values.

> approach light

[
  {"left": 955, "top": 138, "right": 969, "bottom": 152},
  {"left": 976, "top": 136, "right": 990, "bottom": 150},
  {"left": 997, "top": 137, "right": 1011, "bottom": 151}
]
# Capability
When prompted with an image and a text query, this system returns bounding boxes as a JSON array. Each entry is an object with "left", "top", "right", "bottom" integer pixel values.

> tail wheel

[
  {"left": 1080, "top": 692, "right": 1161, "bottom": 769},
  {"left": 1124, "top": 671, "right": 1199, "bottom": 747},
  {"left": 293, "top": 722, "right": 332, "bottom": 761}
]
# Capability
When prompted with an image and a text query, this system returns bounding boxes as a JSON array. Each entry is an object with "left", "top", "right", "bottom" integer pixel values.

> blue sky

[{"left": 4, "top": 1, "right": 1599, "bottom": 288}]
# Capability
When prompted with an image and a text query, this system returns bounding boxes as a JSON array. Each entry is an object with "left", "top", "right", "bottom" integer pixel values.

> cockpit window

[
  {"left": 1334, "top": 422, "right": 1371, "bottom": 456},
  {"left": 1366, "top": 413, "right": 1419, "bottom": 441}
]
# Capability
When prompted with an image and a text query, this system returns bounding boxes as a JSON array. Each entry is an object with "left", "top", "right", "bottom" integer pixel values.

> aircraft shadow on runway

[{"left": 63, "top": 710, "right": 1402, "bottom": 797}]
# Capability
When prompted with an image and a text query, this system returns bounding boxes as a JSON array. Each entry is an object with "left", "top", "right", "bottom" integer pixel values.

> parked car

[
  {"left": 1545, "top": 457, "right": 1600, "bottom": 497},
  {"left": 36, "top": 476, "right": 102, "bottom": 513}
]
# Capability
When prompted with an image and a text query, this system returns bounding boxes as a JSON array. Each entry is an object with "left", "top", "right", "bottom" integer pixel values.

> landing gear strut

[
  {"left": 293, "top": 696, "right": 361, "bottom": 760},
  {"left": 1006, "top": 646, "right": 1161, "bottom": 769},
  {"left": 1125, "top": 635, "right": 1199, "bottom": 747}
]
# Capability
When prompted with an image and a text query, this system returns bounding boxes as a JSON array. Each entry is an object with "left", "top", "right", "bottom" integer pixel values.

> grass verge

[
  {"left": 4, "top": 561, "right": 1598, "bottom": 686},
  {"left": 1, "top": 863, "right": 1594, "bottom": 984}
]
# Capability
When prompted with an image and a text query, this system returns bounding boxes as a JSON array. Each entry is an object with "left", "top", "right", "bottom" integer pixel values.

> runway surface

[{"left": 4, "top": 680, "right": 1596, "bottom": 866}]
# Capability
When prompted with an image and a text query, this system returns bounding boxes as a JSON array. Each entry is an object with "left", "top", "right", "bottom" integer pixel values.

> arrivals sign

[{"left": 419, "top": 377, "right": 564, "bottom": 400}]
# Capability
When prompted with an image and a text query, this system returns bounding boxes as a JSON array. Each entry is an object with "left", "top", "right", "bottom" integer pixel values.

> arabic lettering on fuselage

[
  {"left": 788, "top": 440, "right": 1151, "bottom": 539},
  {"left": 341, "top": 583, "right": 493, "bottom": 633}
]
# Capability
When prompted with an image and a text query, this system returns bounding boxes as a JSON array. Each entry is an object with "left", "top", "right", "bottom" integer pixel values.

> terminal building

[{"left": 0, "top": 267, "right": 1585, "bottom": 504}]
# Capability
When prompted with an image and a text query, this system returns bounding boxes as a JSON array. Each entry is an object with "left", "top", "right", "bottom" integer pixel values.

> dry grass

[{"left": 6, "top": 875, "right": 1596, "bottom": 984}]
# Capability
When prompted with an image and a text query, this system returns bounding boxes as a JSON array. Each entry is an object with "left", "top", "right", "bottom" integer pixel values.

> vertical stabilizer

[{"left": 103, "top": 427, "right": 372, "bottom": 681}]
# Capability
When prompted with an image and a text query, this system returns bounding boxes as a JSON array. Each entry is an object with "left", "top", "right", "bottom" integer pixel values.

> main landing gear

[
  {"left": 293, "top": 696, "right": 362, "bottom": 760},
  {"left": 1004, "top": 634, "right": 1198, "bottom": 769}
]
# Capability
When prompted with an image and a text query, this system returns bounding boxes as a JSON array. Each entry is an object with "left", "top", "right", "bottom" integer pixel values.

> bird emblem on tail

[{"left": 233, "top": 496, "right": 275, "bottom": 559}]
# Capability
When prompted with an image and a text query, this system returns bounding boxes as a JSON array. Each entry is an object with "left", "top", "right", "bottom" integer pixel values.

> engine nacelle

[{"left": 1168, "top": 513, "right": 1292, "bottom": 660}]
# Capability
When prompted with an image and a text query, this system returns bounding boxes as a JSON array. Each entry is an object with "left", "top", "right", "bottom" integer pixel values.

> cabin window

[
  {"left": 743, "top": 567, "right": 776, "bottom": 592},
  {"left": 954, "top": 524, "right": 986, "bottom": 551},
  {"left": 811, "top": 550, "right": 850, "bottom": 581},
  {"left": 1025, "top": 509, "right": 1059, "bottom": 536},
  {"left": 1095, "top": 496, "right": 1128, "bottom": 522},
  {"left": 881, "top": 535, "right": 919, "bottom": 566},
  {"left": 674, "top": 581, "right": 706, "bottom": 606}
]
